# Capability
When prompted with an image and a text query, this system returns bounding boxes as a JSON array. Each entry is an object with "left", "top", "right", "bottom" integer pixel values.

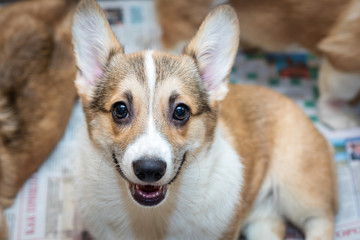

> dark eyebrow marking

[
  {"left": 124, "top": 90, "right": 133, "bottom": 107},
  {"left": 91, "top": 104, "right": 108, "bottom": 113},
  {"left": 129, "top": 54, "right": 146, "bottom": 84},
  {"left": 169, "top": 91, "right": 179, "bottom": 107}
]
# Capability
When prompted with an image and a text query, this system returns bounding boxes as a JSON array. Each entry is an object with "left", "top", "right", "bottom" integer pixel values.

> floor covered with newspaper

[{"left": 4, "top": 1, "right": 360, "bottom": 239}]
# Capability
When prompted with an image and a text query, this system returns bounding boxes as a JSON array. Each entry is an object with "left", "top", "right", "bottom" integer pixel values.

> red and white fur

[{"left": 72, "top": 0, "right": 337, "bottom": 239}]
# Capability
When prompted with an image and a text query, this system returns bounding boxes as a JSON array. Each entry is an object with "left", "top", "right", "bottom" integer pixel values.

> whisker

[{"left": 96, "top": 151, "right": 112, "bottom": 186}]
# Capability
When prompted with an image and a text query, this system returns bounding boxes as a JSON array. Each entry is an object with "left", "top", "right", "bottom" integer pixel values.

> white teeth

[{"left": 135, "top": 186, "right": 165, "bottom": 199}]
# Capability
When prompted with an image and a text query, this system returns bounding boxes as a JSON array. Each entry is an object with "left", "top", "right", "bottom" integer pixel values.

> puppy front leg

[
  {"left": 303, "top": 217, "right": 334, "bottom": 240},
  {"left": 242, "top": 190, "right": 286, "bottom": 240},
  {"left": 317, "top": 59, "right": 360, "bottom": 130}
]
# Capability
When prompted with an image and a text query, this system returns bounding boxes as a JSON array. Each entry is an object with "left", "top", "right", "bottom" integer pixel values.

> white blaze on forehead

[
  {"left": 146, "top": 51, "right": 156, "bottom": 108},
  {"left": 122, "top": 51, "right": 173, "bottom": 184}
]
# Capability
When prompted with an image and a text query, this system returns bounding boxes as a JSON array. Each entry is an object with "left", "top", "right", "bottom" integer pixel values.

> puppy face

[
  {"left": 85, "top": 52, "right": 216, "bottom": 206},
  {"left": 72, "top": 0, "right": 239, "bottom": 207}
]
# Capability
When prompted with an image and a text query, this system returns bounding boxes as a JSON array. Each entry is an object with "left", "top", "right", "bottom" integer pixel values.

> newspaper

[
  {"left": 3, "top": 1, "right": 360, "bottom": 239},
  {"left": 334, "top": 136, "right": 360, "bottom": 240},
  {"left": 97, "top": 0, "right": 162, "bottom": 54},
  {"left": 4, "top": 102, "right": 86, "bottom": 240}
]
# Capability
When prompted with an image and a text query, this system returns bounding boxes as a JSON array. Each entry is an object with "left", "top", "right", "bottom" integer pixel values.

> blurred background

[{"left": 0, "top": 0, "right": 360, "bottom": 239}]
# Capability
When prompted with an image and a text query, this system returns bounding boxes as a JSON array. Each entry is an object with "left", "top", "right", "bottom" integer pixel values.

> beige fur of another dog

[
  {"left": 156, "top": 0, "right": 360, "bottom": 130},
  {"left": 0, "top": 0, "right": 78, "bottom": 224}
]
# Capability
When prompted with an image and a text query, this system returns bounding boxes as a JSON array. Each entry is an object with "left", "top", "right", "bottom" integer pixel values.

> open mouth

[
  {"left": 112, "top": 152, "right": 188, "bottom": 207},
  {"left": 130, "top": 183, "right": 168, "bottom": 207},
  {"left": 112, "top": 154, "right": 168, "bottom": 207}
]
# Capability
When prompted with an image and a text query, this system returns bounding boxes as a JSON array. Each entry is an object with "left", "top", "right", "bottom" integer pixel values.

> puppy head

[{"left": 72, "top": 0, "right": 239, "bottom": 207}]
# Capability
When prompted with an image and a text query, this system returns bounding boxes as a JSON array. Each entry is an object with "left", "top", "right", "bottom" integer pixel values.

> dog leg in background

[
  {"left": 317, "top": 59, "right": 360, "bottom": 130},
  {"left": 317, "top": 0, "right": 360, "bottom": 130}
]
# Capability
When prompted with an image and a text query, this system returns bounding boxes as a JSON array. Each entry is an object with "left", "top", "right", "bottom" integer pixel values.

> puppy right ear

[
  {"left": 72, "top": 0, "right": 123, "bottom": 101},
  {"left": 183, "top": 5, "right": 239, "bottom": 103}
]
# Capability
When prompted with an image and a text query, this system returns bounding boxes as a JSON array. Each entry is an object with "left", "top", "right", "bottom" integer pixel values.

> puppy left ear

[
  {"left": 72, "top": 0, "right": 123, "bottom": 102},
  {"left": 183, "top": 5, "right": 239, "bottom": 102}
]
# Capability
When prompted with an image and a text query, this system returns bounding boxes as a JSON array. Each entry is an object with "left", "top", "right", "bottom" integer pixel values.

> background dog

[
  {"left": 72, "top": 0, "right": 337, "bottom": 239},
  {"left": 0, "top": 0, "right": 78, "bottom": 210},
  {"left": 155, "top": 0, "right": 360, "bottom": 130}
]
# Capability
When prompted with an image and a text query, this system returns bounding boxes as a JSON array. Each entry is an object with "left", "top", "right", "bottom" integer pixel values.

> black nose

[{"left": 133, "top": 159, "right": 167, "bottom": 183}]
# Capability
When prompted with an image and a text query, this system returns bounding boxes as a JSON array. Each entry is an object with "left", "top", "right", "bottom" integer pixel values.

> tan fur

[
  {"left": 230, "top": 0, "right": 350, "bottom": 54},
  {"left": 219, "top": 85, "right": 337, "bottom": 238},
  {"left": 319, "top": 0, "right": 360, "bottom": 72},
  {"left": 155, "top": 0, "right": 215, "bottom": 49},
  {"left": 156, "top": 0, "right": 360, "bottom": 72},
  {"left": 0, "top": 208, "right": 6, "bottom": 240},
  {"left": 0, "top": 0, "right": 78, "bottom": 211},
  {"left": 156, "top": 0, "right": 350, "bottom": 55}
]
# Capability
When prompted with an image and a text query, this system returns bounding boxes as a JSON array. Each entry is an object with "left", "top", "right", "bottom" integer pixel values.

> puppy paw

[{"left": 318, "top": 96, "right": 360, "bottom": 130}]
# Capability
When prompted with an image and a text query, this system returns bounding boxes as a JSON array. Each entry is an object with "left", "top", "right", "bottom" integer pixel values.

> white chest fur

[{"left": 75, "top": 125, "right": 244, "bottom": 240}]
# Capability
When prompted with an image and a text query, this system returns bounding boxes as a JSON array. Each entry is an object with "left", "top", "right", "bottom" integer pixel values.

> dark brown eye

[
  {"left": 173, "top": 104, "right": 190, "bottom": 122},
  {"left": 112, "top": 102, "right": 129, "bottom": 121}
]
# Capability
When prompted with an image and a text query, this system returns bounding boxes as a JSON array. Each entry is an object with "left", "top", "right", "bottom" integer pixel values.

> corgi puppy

[
  {"left": 72, "top": 0, "right": 337, "bottom": 239},
  {"left": 156, "top": 0, "right": 360, "bottom": 130},
  {"left": 0, "top": 0, "right": 78, "bottom": 209}
]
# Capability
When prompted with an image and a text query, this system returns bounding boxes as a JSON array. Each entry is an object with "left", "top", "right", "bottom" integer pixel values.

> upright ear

[
  {"left": 183, "top": 5, "right": 239, "bottom": 102},
  {"left": 72, "top": 0, "right": 123, "bottom": 102}
]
